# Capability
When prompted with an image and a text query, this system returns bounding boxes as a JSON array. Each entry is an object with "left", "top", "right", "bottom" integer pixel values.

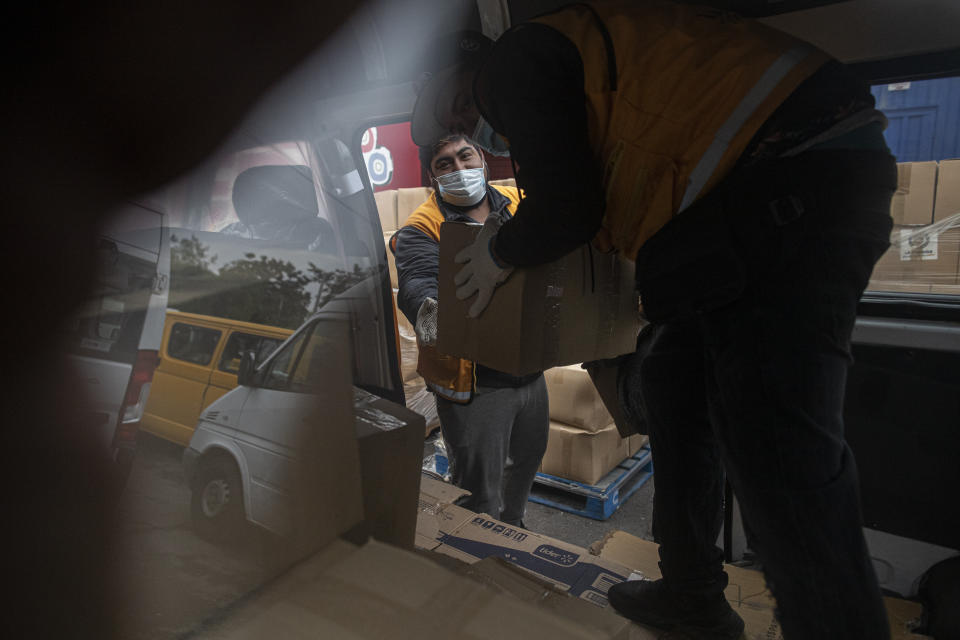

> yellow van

[{"left": 141, "top": 311, "right": 293, "bottom": 446}]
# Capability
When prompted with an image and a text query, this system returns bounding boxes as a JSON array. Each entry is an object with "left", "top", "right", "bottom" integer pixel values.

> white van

[
  {"left": 183, "top": 312, "right": 369, "bottom": 540},
  {"left": 63, "top": 199, "right": 170, "bottom": 488}
]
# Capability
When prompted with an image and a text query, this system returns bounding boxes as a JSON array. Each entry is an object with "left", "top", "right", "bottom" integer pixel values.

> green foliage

[{"left": 169, "top": 234, "right": 377, "bottom": 330}]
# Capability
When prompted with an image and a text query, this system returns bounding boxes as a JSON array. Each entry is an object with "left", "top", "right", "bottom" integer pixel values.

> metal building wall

[{"left": 872, "top": 76, "right": 960, "bottom": 162}]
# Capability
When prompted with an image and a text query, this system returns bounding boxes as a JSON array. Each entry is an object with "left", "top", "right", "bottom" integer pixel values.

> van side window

[
  {"left": 260, "top": 331, "right": 308, "bottom": 390},
  {"left": 167, "top": 323, "right": 222, "bottom": 366},
  {"left": 289, "top": 324, "right": 334, "bottom": 394},
  {"left": 218, "top": 333, "right": 284, "bottom": 374}
]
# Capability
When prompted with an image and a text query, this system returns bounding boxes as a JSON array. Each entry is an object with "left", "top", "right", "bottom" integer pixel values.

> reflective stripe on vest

[
  {"left": 678, "top": 44, "right": 817, "bottom": 212},
  {"left": 427, "top": 380, "right": 472, "bottom": 403},
  {"left": 527, "top": 3, "right": 829, "bottom": 257}
]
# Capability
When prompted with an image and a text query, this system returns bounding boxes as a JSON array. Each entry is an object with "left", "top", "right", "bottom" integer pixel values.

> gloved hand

[
  {"left": 454, "top": 216, "right": 514, "bottom": 318},
  {"left": 415, "top": 297, "right": 438, "bottom": 347}
]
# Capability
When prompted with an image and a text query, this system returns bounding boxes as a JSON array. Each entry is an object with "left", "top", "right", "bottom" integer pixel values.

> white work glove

[
  {"left": 415, "top": 297, "right": 438, "bottom": 347},
  {"left": 454, "top": 216, "right": 514, "bottom": 318}
]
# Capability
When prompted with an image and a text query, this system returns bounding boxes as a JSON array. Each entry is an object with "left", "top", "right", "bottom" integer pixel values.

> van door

[{"left": 144, "top": 321, "right": 223, "bottom": 445}]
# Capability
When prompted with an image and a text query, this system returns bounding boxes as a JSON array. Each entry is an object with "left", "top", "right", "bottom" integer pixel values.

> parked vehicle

[
  {"left": 182, "top": 314, "right": 358, "bottom": 540},
  {"left": 63, "top": 200, "right": 170, "bottom": 488},
  {"left": 140, "top": 311, "right": 292, "bottom": 447}
]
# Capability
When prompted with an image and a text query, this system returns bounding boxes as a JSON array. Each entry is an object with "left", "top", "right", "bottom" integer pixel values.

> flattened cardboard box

[
  {"left": 457, "top": 557, "right": 659, "bottom": 639},
  {"left": 545, "top": 364, "right": 614, "bottom": 432},
  {"left": 197, "top": 538, "right": 649, "bottom": 640},
  {"left": 592, "top": 530, "right": 931, "bottom": 640},
  {"left": 438, "top": 222, "right": 641, "bottom": 376},
  {"left": 417, "top": 474, "right": 640, "bottom": 607}
]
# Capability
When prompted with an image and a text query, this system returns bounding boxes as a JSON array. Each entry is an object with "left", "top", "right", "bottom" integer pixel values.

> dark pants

[
  {"left": 435, "top": 376, "right": 549, "bottom": 526},
  {"left": 635, "top": 150, "right": 895, "bottom": 638}
]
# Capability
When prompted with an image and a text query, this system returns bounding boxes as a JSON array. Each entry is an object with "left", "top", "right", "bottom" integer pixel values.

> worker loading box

[{"left": 437, "top": 221, "right": 642, "bottom": 376}]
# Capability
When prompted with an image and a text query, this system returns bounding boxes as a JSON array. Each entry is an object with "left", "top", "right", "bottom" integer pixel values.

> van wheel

[{"left": 191, "top": 456, "right": 244, "bottom": 542}]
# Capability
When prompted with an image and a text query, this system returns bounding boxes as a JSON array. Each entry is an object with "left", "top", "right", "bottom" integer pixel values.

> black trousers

[{"left": 634, "top": 150, "right": 896, "bottom": 639}]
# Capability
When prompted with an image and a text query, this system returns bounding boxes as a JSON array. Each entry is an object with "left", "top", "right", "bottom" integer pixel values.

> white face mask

[
  {"left": 472, "top": 116, "right": 510, "bottom": 157},
  {"left": 435, "top": 167, "right": 487, "bottom": 207}
]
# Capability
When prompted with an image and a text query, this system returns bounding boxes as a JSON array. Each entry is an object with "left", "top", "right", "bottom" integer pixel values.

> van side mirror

[{"left": 237, "top": 350, "right": 257, "bottom": 387}]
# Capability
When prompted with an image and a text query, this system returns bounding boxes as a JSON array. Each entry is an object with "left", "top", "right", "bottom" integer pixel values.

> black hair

[{"left": 418, "top": 133, "right": 483, "bottom": 177}]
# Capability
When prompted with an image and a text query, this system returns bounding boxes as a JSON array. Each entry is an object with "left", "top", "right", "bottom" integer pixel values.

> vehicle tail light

[{"left": 114, "top": 349, "right": 160, "bottom": 450}]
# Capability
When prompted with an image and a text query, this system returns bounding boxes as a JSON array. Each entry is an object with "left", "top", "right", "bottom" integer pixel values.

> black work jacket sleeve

[
  {"left": 475, "top": 23, "right": 604, "bottom": 267},
  {"left": 393, "top": 225, "right": 438, "bottom": 327}
]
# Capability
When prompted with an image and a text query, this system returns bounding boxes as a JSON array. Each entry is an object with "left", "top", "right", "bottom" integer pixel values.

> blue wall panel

[{"left": 872, "top": 77, "right": 960, "bottom": 162}]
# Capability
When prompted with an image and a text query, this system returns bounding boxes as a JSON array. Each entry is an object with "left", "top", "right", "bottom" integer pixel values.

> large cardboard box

[
  {"left": 895, "top": 220, "right": 960, "bottom": 286},
  {"left": 628, "top": 434, "right": 649, "bottom": 456},
  {"left": 871, "top": 215, "right": 960, "bottom": 288},
  {"left": 931, "top": 283, "right": 960, "bottom": 295},
  {"left": 867, "top": 280, "right": 933, "bottom": 293},
  {"left": 891, "top": 161, "right": 937, "bottom": 225},
  {"left": 455, "top": 556, "right": 656, "bottom": 639},
  {"left": 384, "top": 232, "right": 399, "bottom": 288},
  {"left": 934, "top": 159, "right": 960, "bottom": 222},
  {"left": 374, "top": 189, "right": 398, "bottom": 233},
  {"left": 545, "top": 365, "right": 614, "bottom": 432},
  {"left": 417, "top": 474, "right": 642, "bottom": 608},
  {"left": 353, "top": 388, "right": 425, "bottom": 549},
  {"left": 393, "top": 290, "right": 420, "bottom": 382},
  {"left": 438, "top": 222, "right": 641, "bottom": 376},
  {"left": 541, "top": 421, "right": 630, "bottom": 485},
  {"left": 869, "top": 245, "right": 906, "bottom": 284},
  {"left": 397, "top": 186, "right": 433, "bottom": 227},
  {"left": 198, "top": 538, "right": 655, "bottom": 640},
  {"left": 592, "top": 530, "right": 932, "bottom": 640}
]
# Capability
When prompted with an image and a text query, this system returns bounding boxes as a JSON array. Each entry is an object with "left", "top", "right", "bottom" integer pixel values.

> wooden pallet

[{"left": 529, "top": 446, "right": 654, "bottom": 521}]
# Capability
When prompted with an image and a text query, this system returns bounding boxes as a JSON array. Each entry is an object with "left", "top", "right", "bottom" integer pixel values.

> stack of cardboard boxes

[
  {"left": 870, "top": 159, "right": 960, "bottom": 294},
  {"left": 540, "top": 365, "right": 647, "bottom": 486}
]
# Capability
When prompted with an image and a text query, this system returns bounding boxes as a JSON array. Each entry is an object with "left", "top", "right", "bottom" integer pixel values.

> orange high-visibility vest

[
  {"left": 530, "top": 1, "right": 829, "bottom": 257},
  {"left": 392, "top": 184, "right": 522, "bottom": 403}
]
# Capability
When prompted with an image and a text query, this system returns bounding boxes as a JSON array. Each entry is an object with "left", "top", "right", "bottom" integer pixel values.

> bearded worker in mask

[
  {"left": 390, "top": 133, "right": 548, "bottom": 528},
  {"left": 411, "top": 4, "right": 897, "bottom": 640}
]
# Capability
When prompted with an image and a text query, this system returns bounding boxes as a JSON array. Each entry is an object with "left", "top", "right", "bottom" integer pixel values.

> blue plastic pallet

[{"left": 529, "top": 446, "right": 654, "bottom": 520}]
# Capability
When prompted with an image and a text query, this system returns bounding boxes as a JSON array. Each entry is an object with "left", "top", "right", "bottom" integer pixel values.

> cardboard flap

[{"left": 198, "top": 539, "right": 645, "bottom": 639}]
